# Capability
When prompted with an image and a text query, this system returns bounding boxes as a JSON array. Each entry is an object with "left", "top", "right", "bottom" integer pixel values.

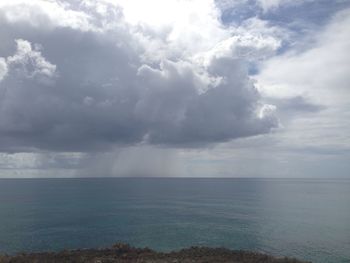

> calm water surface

[{"left": 0, "top": 178, "right": 349, "bottom": 263}]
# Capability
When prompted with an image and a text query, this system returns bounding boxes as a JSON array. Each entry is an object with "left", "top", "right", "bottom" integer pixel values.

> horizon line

[{"left": 0, "top": 176, "right": 348, "bottom": 180}]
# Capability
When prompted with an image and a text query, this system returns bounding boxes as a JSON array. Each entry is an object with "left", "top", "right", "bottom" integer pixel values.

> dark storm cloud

[{"left": 0, "top": 1, "right": 278, "bottom": 153}]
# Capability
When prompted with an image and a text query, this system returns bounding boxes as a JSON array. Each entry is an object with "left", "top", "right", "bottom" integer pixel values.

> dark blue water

[{"left": 0, "top": 178, "right": 349, "bottom": 262}]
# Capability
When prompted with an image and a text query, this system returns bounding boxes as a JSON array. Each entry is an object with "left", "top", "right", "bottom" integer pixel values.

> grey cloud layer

[{"left": 0, "top": 1, "right": 278, "bottom": 152}]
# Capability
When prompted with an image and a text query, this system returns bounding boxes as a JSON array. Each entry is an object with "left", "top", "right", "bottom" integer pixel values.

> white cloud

[
  {"left": 0, "top": 0, "right": 92, "bottom": 30},
  {"left": 6, "top": 39, "right": 56, "bottom": 80},
  {"left": 257, "top": 9, "right": 350, "bottom": 106},
  {"left": 0, "top": 57, "right": 8, "bottom": 81},
  {"left": 246, "top": 8, "right": 350, "bottom": 178}
]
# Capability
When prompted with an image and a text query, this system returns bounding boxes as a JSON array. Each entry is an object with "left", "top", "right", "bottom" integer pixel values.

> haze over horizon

[{"left": 0, "top": 0, "right": 349, "bottom": 178}]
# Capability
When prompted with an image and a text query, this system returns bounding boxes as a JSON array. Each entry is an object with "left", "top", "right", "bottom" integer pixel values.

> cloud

[
  {"left": 268, "top": 96, "right": 325, "bottom": 114},
  {"left": 256, "top": 0, "right": 307, "bottom": 12},
  {"left": 249, "top": 7, "right": 350, "bottom": 178},
  {"left": 257, "top": 8, "right": 350, "bottom": 106},
  {"left": 0, "top": 57, "right": 7, "bottom": 81},
  {"left": 6, "top": 39, "right": 56, "bottom": 80},
  {"left": 0, "top": 0, "right": 92, "bottom": 30},
  {"left": 0, "top": 0, "right": 349, "bottom": 178},
  {"left": 216, "top": 0, "right": 313, "bottom": 13},
  {"left": 0, "top": 0, "right": 278, "bottom": 153}
]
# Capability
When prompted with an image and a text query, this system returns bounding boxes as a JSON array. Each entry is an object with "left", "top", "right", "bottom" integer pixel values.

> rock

[{"left": 0, "top": 243, "right": 311, "bottom": 263}]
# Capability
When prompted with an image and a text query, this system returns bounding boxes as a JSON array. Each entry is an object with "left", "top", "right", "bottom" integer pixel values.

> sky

[{"left": 0, "top": 0, "right": 349, "bottom": 178}]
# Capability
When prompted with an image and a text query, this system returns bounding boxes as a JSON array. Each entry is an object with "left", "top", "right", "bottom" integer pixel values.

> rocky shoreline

[{"left": 0, "top": 243, "right": 310, "bottom": 263}]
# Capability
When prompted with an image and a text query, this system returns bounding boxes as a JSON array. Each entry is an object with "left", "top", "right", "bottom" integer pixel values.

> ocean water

[{"left": 0, "top": 178, "right": 349, "bottom": 263}]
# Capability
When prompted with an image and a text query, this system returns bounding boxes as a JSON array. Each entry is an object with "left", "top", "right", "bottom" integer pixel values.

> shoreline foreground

[{"left": 0, "top": 243, "right": 310, "bottom": 263}]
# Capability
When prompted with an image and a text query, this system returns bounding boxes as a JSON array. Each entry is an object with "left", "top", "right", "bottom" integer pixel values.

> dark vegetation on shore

[{"left": 0, "top": 243, "right": 310, "bottom": 263}]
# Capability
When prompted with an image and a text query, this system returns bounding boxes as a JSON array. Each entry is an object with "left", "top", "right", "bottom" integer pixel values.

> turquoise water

[{"left": 0, "top": 178, "right": 349, "bottom": 262}]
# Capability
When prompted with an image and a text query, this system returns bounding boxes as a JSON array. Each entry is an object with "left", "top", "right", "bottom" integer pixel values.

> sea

[{"left": 0, "top": 178, "right": 349, "bottom": 263}]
